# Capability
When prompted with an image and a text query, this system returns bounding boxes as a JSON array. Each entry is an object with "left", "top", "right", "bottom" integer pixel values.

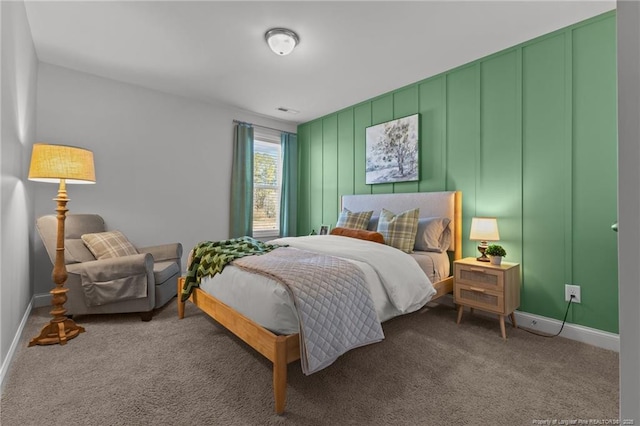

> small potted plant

[{"left": 485, "top": 244, "right": 506, "bottom": 265}]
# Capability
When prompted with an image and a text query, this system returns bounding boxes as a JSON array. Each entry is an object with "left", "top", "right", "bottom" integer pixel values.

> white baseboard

[
  {"left": 0, "top": 298, "right": 33, "bottom": 393},
  {"left": 434, "top": 295, "right": 620, "bottom": 352},
  {"left": 513, "top": 311, "right": 619, "bottom": 352}
]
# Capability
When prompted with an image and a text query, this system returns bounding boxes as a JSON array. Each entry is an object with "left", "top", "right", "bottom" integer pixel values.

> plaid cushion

[
  {"left": 336, "top": 208, "right": 373, "bottom": 230},
  {"left": 81, "top": 230, "right": 138, "bottom": 260},
  {"left": 377, "top": 208, "right": 420, "bottom": 253}
]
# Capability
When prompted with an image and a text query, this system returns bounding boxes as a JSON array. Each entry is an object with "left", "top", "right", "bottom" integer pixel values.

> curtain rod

[{"left": 233, "top": 119, "right": 295, "bottom": 135}]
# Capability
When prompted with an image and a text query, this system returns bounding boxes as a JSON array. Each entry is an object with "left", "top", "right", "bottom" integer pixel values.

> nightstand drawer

[
  {"left": 455, "top": 264, "right": 504, "bottom": 291},
  {"left": 455, "top": 284, "right": 504, "bottom": 313}
]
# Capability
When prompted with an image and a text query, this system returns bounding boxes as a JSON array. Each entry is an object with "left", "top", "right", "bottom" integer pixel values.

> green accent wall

[{"left": 296, "top": 12, "right": 618, "bottom": 333}]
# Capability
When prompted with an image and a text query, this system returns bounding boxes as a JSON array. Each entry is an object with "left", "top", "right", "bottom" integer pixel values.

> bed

[{"left": 177, "top": 190, "right": 462, "bottom": 414}]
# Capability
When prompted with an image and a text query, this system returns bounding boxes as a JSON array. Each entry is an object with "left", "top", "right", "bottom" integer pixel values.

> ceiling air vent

[{"left": 277, "top": 107, "right": 299, "bottom": 114}]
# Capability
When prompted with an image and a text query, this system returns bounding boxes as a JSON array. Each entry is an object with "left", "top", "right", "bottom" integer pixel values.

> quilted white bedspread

[{"left": 233, "top": 246, "right": 384, "bottom": 375}]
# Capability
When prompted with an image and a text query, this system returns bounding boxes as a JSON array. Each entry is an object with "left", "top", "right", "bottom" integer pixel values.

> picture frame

[
  {"left": 365, "top": 113, "right": 419, "bottom": 184},
  {"left": 319, "top": 225, "right": 331, "bottom": 235}
]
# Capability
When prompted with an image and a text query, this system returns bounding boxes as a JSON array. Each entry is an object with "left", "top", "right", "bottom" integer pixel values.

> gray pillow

[{"left": 414, "top": 217, "right": 451, "bottom": 253}]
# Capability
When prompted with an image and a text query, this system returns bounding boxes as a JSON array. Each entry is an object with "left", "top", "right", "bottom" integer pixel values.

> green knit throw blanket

[{"left": 181, "top": 236, "right": 282, "bottom": 302}]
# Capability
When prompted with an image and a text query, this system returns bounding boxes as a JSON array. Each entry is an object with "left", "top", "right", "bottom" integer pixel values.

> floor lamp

[{"left": 28, "top": 143, "right": 96, "bottom": 346}]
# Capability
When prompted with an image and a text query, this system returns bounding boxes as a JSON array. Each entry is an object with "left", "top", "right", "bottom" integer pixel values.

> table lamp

[
  {"left": 28, "top": 143, "right": 95, "bottom": 346},
  {"left": 469, "top": 217, "right": 500, "bottom": 262}
]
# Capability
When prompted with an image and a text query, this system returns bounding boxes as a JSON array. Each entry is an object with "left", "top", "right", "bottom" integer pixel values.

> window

[{"left": 253, "top": 130, "right": 282, "bottom": 237}]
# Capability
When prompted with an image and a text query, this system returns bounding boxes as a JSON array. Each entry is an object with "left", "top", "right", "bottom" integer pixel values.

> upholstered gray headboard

[{"left": 341, "top": 191, "right": 461, "bottom": 255}]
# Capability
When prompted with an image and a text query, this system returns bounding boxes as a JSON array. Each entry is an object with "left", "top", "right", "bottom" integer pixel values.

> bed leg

[
  {"left": 177, "top": 277, "right": 185, "bottom": 319},
  {"left": 273, "top": 336, "right": 287, "bottom": 415}
]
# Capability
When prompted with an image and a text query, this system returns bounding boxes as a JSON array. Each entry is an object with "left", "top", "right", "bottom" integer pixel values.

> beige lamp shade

[
  {"left": 28, "top": 143, "right": 96, "bottom": 184},
  {"left": 469, "top": 217, "right": 500, "bottom": 241}
]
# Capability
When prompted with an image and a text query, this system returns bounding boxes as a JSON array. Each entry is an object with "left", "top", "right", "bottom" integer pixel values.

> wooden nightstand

[{"left": 453, "top": 257, "right": 520, "bottom": 340}]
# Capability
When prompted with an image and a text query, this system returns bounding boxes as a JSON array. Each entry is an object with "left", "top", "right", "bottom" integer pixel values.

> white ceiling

[{"left": 23, "top": 1, "right": 615, "bottom": 125}]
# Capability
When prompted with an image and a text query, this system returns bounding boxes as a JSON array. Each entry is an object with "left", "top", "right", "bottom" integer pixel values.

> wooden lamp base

[
  {"left": 29, "top": 287, "right": 85, "bottom": 346},
  {"left": 28, "top": 318, "right": 85, "bottom": 346},
  {"left": 29, "top": 180, "right": 85, "bottom": 347}
]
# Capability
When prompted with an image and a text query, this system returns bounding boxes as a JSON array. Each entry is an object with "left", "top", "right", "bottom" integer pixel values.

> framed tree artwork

[{"left": 365, "top": 113, "right": 419, "bottom": 184}]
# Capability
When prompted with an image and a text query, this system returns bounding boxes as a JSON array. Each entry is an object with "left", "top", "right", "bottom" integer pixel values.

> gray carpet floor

[{"left": 1, "top": 299, "right": 618, "bottom": 425}]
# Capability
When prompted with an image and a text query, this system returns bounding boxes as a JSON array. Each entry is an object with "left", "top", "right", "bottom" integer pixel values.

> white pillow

[{"left": 414, "top": 217, "right": 451, "bottom": 252}]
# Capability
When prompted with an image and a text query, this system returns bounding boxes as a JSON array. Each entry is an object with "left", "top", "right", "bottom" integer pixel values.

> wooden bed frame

[{"left": 177, "top": 191, "right": 462, "bottom": 414}]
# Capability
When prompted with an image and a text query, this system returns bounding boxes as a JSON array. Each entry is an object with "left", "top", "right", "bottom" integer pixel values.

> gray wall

[
  {"left": 617, "top": 0, "right": 640, "bottom": 421},
  {"left": 33, "top": 63, "right": 296, "bottom": 295},
  {"left": 0, "top": 0, "right": 38, "bottom": 384}
]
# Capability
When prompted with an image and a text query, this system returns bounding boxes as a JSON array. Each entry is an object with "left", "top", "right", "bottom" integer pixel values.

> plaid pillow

[
  {"left": 81, "top": 230, "right": 139, "bottom": 260},
  {"left": 377, "top": 208, "right": 420, "bottom": 253},
  {"left": 335, "top": 208, "right": 373, "bottom": 230}
]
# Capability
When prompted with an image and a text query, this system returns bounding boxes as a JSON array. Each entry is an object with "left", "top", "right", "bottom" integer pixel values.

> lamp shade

[
  {"left": 28, "top": 143, "right": 95, "bottom": 184},
  {"left": 469, "top": 217, "right": 500, "bottom": 241},
  {"left": 265, "top": 28, "right": 299, "bottom": 56}
]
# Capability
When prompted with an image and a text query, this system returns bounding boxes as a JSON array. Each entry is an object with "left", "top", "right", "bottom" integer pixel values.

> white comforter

[
  {"left": 199, "top": 235, "right": 436, "bottom": 334},
  {"left": 272, "top": 235, "right": 436, "bottom": 313}
]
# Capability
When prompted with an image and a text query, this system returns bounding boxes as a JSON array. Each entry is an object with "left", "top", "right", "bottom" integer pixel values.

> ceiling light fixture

[{"left": 265, "top": 28, "right": 299, "bottom": 56}]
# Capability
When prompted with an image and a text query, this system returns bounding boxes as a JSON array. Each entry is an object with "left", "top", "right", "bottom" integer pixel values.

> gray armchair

[{"left": 36, "top": 214, "right": 182, "bottom": 321}]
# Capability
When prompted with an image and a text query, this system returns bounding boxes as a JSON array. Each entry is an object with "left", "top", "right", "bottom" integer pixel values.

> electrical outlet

[{"left": 565, "top": 284, "right": 581, "bottom": 303}]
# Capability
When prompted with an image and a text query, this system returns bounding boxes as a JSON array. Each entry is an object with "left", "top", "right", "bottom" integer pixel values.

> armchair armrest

[
  {"left": 67, "top": 253, "right": 154, "bottom": 282},
  {"left": 138, "top": 243, "right": 183, "bottom": 263},
  {"left": 67, "top": 253, "right": 154, "bottom": 308}
]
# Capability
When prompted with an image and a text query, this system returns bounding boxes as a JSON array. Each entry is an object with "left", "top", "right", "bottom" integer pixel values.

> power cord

[{"left": 519, "top": 295, "right": 574, "bottom": 338}]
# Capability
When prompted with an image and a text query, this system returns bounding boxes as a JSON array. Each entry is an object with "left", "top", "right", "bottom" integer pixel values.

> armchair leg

[{"left": 140, "top": 311, "right": 153, "bottom": 322}]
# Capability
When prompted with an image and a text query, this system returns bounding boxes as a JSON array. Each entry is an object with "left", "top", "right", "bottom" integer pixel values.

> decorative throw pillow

[
  {"left": 81, "top": 230, "right": 139, "bottom": 260},
  {"left": 330, "top": 227, "right": 385, "bottom": 244},
  {"left": 414, "top": 217, "right": 452, "bottom": 253},
  {"left": 335, "top": 208, "right": 373, "bottom": 230},
  {"left": 376, "top": 208, "right": 420, "bottom": 253}
]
